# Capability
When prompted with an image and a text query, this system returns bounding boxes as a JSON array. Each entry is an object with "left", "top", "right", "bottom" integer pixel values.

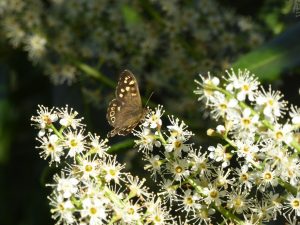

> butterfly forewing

[{"left": 106, "top": 70, "right": 145, "bottom": 137}]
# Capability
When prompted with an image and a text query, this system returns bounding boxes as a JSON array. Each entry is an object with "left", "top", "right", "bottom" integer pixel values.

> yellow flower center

[
  {"left": 174, "top": 140, "right": 182, "bottom": 148},
  {"left": 70, "top": 139, "right": 78, "bottom": 147},
  {"left": 127, "top": 207, "right": 135, "bottom": 215},
  {"left": 175, "top": 166, "right": 183, "bottom": 173},
  {"left": 292, "top": 199, "right": 300, "bottom": 208},
  {"left": 220, "top": 103, "right": 227, "bottom": 110},
  {"left": 154, "top": 215, "right": 161, "bottom": 222},
  {"left": 210, "top": 190, "right": 218, "bottom": 199},
  {"left": 47, "top": 143, "right": 55, "bottom": 151},
  {"left": 241, "top": 174, "right": 248, "bottom": 181},
  {"left": 90, "top": 207, "right": 97, "bottom": 215},
  {"left": 43, "top": 115, "right": 52, "bottom": 125},
  {"left": 85, "top": 164, "right": 93, "bottom": 172},
  {"left": 234, "top": 197, "right": 242, "bottom": 207},
  {"left": 186, "top": 197, "right": 193, "bottom": 205},
  {"left": 242, "top": 84, "right": 249, "bottom": 91},
  {"left": 242, "top": 118, "right": 250, "bottom": 126},
  {"left": 109, "top": 169, "right": 116, "bottom": 176},
  {"left": 275, "top": 131, "right": 283, "bottom": 140},
  {"left": 264, "top": 172, "right": 272, "bottom": 180}
]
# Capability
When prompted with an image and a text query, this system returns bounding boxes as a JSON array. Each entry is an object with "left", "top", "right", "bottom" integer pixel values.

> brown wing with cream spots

[{"left": 106, "top": 70, "right": 145, "bottom": 137}]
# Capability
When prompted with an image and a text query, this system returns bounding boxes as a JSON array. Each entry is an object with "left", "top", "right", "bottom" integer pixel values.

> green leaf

[
  {"left": 121, "top": 5, "right": 142, "bottom": 26},
  {"left": 107, "top": 139, "right": 135, "bottom": 154},
  {"left": 233, "top": 23, "right": 300, "bottom": 81}
]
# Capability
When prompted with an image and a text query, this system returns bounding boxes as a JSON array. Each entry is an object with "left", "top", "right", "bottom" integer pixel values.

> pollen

[
  {"left": 85, "top": 165, "right": 93, "bottom": 172},
  {"left": 175, "top": 166, "right": 183, "bottom": 173},
  {"left": 90, "top": 207, "right": 97, "bottom": 215}
]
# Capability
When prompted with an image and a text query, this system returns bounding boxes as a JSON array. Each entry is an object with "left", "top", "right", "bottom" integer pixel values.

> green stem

[
  {"left": 74, "top": 60, "right": 116, "bottom": 88},
  {"left": 49, "top": 124, "right": 64, "bottom": 139}
]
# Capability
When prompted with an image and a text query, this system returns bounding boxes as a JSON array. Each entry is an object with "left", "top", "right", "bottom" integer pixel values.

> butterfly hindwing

[
  {"left": 106, "top": 99, "right": 119, "bottom": 126},
  {"left": 107, "top": 70, "right": 145, "bottom": 137}
]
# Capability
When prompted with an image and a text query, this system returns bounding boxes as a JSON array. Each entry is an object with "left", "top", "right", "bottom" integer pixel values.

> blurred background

[{"left": 0, "top": 0, "right": 300, "bottom": 224}]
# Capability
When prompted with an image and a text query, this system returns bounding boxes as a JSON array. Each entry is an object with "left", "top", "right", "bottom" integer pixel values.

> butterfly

[{"left": 106, "top": 70, "right": 147, "bottom": 137}]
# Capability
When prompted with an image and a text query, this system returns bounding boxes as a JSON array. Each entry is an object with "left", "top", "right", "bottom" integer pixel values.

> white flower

[
  {"left": 143, "top": 154, "right": 163, "bottom": 179},
  {"left": 235, "top": 138, "right": 259, "bottom": 163},
  {"left": 78, "top": 157, "right": 100, "bottom": 180},
  {"left": 230, "top": 108, "right": 259, "bottom": 135},
  {"left": 127, "top": 176, "right": 150, "bottom": 198},
  {"left": 258, "top": 164, "right": 278, "bottom": 191},
  {"left": 36, "top": 134, "right": 63, "bottom": 165},
  {"left": 255, "top": 86, "right": 287, "bottom": 121},
  {"left": 209, "top": 92, "right": 239, "bottom": 120},
  {"left": 119, "top": 201, "right": 141, "bottom": 223},
  {"left": 188, "top": 150, "right": 212, "bottom": 177},
  {"left": 53, "top": 174, "right": 79, "bottom": 198},
  {"left": 226, "top": 188, "right": 250, "bottom": 214},
  {"left": 57, "top": 105, "right": 84, "bottom": 129},
  {"left": 24, "top": 34, "right": 47, "bottom": 62},
  {"left": 225, "top": 68, "right": 259, "bottom": 101},
  {"left": 202, "top": 183, "right": 226, "bottom": 206},
  {"left": 208, "top": 144, "right": 231, "bottom": 168},
  {"left": 165, "top": 136, "right": 192, "bottom": 157},
  {"left": 279, "top": 157, "right": 300, "bottom": 186},
  {"left": 167, "top": 115, "right": 194, "bottom": 140},
  {"left": 81, "top": 196, "right": 107, "bottom": 225},
  {"left": 143, "top": 105, "right": 164, "bottom": 129},
  {"left": 145, "top": 197, "right": 173, "bottom": 225},
  {"left": 194, "top": 72, "right": 220, "bottom": 105},
  {"left": 177, "top": 189, "right": 201, "bottom": 213},
  {"left": 133, "top": 127, "right": 158, "bottom": 153},
  {"left": 88, "top": 133, "right": 109, "bottom": 157},
  {"left": 234, "top": 165, "right": 254, "bottom": 190},
  {"left": 290, "top": 105, "right": 300, "bottom": 128},
  {"left": 268, "top": 123, "right": 294, "bottom": 144},
  {"left": 102, "top": 155, "right": 124, "bottom": 184},
  {"left": 167, "top": 159, "right": 190, "bottom": 182},
  {"left": 64, "top": 129, "right": 86, "bottom": 158},
  {"left": 31, "top": 105, "right": 58, "bottom": 136},
  {"left": 49, "top": 194, "right": 75, "bottom": 224},
  {"left": 284, "top": 193, "right": 300, "bottom": 218}
]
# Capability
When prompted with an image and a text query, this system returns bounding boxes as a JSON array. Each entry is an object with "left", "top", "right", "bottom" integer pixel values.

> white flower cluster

[
  {"left": 32, "top": 68, "right": 300, "bottom": 224},
  {"left": 132, "top": 69, "right": 300, "bottom": 224},
  {"left": 31, "top": 105, "right": 173, "bottom": 225}
]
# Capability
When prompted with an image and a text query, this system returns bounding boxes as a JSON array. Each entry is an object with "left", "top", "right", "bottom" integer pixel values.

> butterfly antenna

[{"left": 145, "top": 91, "right": 154, "bottom": 107}]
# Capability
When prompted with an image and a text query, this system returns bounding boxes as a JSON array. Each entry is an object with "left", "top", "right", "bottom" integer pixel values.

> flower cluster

[
  {"left": 132, "top": 69, "right": 300, "bottom": 224},
  {"left": 31, "top": 105, "right": 174, "bottom": 225},
  {"left": 32, "top": 68, "right": 300, "bottom": 224}
]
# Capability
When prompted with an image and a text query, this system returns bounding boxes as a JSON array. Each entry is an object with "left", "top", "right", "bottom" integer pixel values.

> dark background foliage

[{"left": 0, "top": 1, "right": 299, "bottom": 224}]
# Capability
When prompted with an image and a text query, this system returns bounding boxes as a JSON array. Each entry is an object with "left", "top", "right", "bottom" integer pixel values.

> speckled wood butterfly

[{"left": 106, "top": 70, "right": 147, "bottom": 137}]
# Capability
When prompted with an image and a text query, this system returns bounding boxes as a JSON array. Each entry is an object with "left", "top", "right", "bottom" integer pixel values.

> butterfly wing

[{"left": 107, "top": 70, "right": 144, "bottom": 137}]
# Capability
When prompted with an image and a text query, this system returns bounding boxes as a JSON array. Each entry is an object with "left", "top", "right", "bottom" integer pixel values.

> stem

[
  {"left": 49, "top": 124, "right": 64, "bottom": 139},
  {"left": 74, "top": 60, "right": 116, "bottom": 88}
]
